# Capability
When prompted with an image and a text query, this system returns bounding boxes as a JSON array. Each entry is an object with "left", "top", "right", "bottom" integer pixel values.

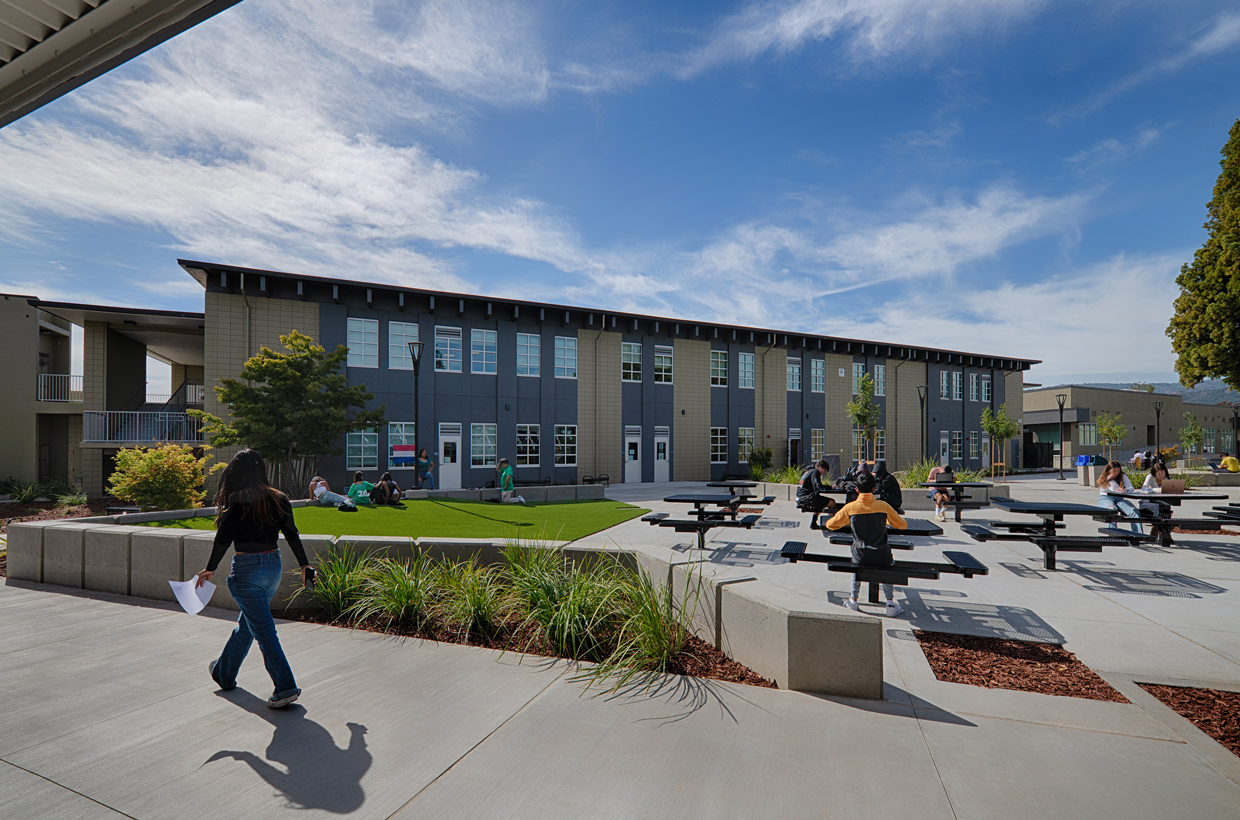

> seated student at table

[
  {"left": 825, "top": 473, "right": 909, "bottom": 617},
  {"left": 796, "top": 459, "right": 837, "bottom": 529},
  {"left": 1219, "top": 452, "right": 1239, "bottom": 473},
  {"left": 347, "top": 472, "right": 375, "bottom": 505},
  {"left": 1142, "top": 463, "right": 1170, "bottom": 492},
  {"left": 308, "top": 476, "right": 357, "bottom": 510},
  {"left": 927, "top": 464, "right": 954, "bottom": 523},
  {"left": 1097, "top": 461, "right": 1157, "bottom": 533},
  {"left": 873, "top": 460, "right": 903, "bottom": 513}
]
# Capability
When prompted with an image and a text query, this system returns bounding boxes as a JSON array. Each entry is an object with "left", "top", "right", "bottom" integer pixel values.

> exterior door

[
  {"left": 438, "top": 423, "right": 462, "bottom": 490},
  {"left": 982, "top": 434, "right": 991, "bottom": 468},
  {"left": 939, "top": 431, "right": 950, "bottom": 466},
  {"left": 653, "top": 433, "right": 670, "bottom": 482},
  {"left": 624, "top": 429, "right": 642, "bottom": 483}
]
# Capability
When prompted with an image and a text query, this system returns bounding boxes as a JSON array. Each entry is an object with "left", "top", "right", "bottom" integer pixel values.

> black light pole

[
  {"left": 1055, "top": 393, "right": 1067, "bottom": 480},
  {"left": 408, "top": 340, "right": 425, "bottom": 459},
  {"left": 1232, "top": 404, "right": 1238, "bottom": 455},
  {"left": 1153, "top": 400, "right": 1163, "bottom": 458},
  {"left": 916, "top": 384, "right": 928, "bottom": 461}
]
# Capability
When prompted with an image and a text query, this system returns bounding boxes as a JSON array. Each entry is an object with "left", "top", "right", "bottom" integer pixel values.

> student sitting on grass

[
  {"left": 825, "top": 472, "right": 908, "bottom": 618},
  {"left": 347, "top": 472, "right": 375, "bottom": 505},
  {"left": 373, "top": 472, "right": 402, "bottom": 505},
  {"left": 496, "top": 458, "right": 525, "bottom": 504},
  {"left": 308, "top": 476, "right": 356, "bottom": 510}
]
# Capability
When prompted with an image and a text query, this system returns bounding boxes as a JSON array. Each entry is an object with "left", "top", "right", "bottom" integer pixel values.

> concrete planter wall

[{"left": 416, "top": 484, "right": 606, "bottom": 502}]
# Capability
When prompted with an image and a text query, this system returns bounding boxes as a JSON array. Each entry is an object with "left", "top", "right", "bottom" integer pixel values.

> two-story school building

[{"left": 2, "top": 260, "right": 1039, "bottom": 495}]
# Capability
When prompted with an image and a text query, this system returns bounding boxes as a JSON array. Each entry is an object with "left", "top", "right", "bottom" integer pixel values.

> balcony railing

[
  {"left": 37, "top": 374, "right": 83, "bottom": 402},
  {"left": 83, "top": 411, "right": 204, "bottom": 444}
]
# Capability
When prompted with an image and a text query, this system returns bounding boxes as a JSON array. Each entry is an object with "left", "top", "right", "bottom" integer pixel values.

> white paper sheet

[{"left": 169, "top": 578, "right": 216, "bottom": 615}]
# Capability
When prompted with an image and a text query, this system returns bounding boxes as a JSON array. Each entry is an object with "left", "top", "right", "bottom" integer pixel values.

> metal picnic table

[
  {"left": 1103, "top": 489, "right": 1231, "bottom": 547},
  {"left": 918, "top": 481, "right": 992, "bottom": 522}
]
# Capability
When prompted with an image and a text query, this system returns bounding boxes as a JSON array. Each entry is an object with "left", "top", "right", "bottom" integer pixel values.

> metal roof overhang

[
  {"left": 0, "top": 0, "right": 243, "bottom": 129},
  {"left": 30, "top": 297, "right": 205, "bottom": 365}
]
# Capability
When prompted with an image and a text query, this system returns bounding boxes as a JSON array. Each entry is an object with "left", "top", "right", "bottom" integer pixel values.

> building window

[
  {"left": 471, "top": 423, "right": 497, "bottom": 467},
  {"left": 852, "top": 430, "right": 865, "bottom": 461},
  {"left": 738, "top": 427, "right": 754, "bottom": 463},
  {"left": 852, "top": 363, "right": 865, "bottom": 395},
  {"left": 951, "top": 431, "right": 963, "bottom": 459},
  {"left": 875, "top": 430, "right": 886, "bottom": 462},
  {"left": 982, "top": 378, "right": 992, "bottom": 403},
  {"left": 969, "top": 373, "right": 979, "bottom": 402},
  {"left": 738, "top": 353, "right": 755, "bottom": 389},
  {"left": 554, "top": 337, "right": 577, "bottom": 378},
  {"left": 1223, "top": 428, "right": 1235, "bottom": 453},
  {"left": 1205, "top": 427, "right": 1216, "bottom": 453},
  {"left": 810, "top": 359, "right": 825, "bottom": 393},
  {"left": 554, "top": 425, "right": 577, "bottom": 466},
  {"left": 654, "top": 346, "right": 673, "bottom": 384},
  {"left": 874, "top": 364, "right": 886, "bottom": 397},
  {"left": 969, "top": 431, "right": 979, "bottom": 459},
  {"left": 939, "top": 370, "right": 950, "bottom": 399},
  {"left": 471, "top": 329, "right": 497, "bottom": 374},
  {"left": 710, "top": 428, "right": 728, "bottom": 463},
  {"left": 388, "top": 423, "right": 417, "bottom": 469},
  {"left": 516, "top": 424, "right": 540, "bottom": 467},
  {"left": 621, "top": 342, "right": 643, "bottom": 382},
  {"left": 811, "top": 429, "right": 825, "bottom": 461},
  {"left": 711, "top": 350, "right": 728, "bottom": 386},
  {"left": 952, "top": 372, "right": 963, "bottom": 401},
  {"left": 347, "top": 428, "right": 378, "bottom": 469},
  {"left": 1079, "top": 423, "right": 1098, "bottom": 446},
  {"left": 388, "top": 322, "right": 419, "bottom": 370},
  {"left": 346, "top": 318, "right": 379, "bottom": 368},
  {"left": 516, "top": 333, "right": 540, "bottom": 377},
  {"left": 434, "top": 326, "right": 463, "bottom": 372},
  {"left": 787, "top": 358, "right": 802, "bottom": 392}
]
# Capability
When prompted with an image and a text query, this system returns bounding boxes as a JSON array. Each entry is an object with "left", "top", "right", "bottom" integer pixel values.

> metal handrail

[
  {"left": 37, "top": 374, "right": 83, "bottom": 402},
  {"left": 82, "top": 411, "right": 204, "bottom": 443}
]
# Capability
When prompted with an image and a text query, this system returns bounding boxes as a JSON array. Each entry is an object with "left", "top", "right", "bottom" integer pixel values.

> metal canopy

[{"left": 0, "top": 0, "right": 243, "bottom": 129}]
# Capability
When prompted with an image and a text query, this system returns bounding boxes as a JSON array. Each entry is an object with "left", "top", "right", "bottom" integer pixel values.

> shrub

[
  {"left": 54, "top": 492, "right": 88, "bottom": 509},
  {"left": 107, "top": 444, "right": 215, "bottom": 511},
  {"left": 12, "top": 482, "right": 40, "bottom": 504},
  {"left": 353, "top": 554, "right": 438, "bottom": 632},
  {"left": 897, "top": 457, "right": 939, "bottom": 488},
  {"left": 435, "top": 558, "right": 507, "bottom": 640},
  {"left": 763, "top": 464, "right": 803, "bottom": 484},
  {"left": 748, "top": 447, "right": 774, "bottom": 474}
]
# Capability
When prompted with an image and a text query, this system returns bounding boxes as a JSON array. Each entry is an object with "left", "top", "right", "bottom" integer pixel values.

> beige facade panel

[
  {"left": 575, "top": 330, "right": 622, "bottom": 482},
  {"left": 822, "top": 353, "right": 854, "bottom": 465},
  {"left": 887, "top": 359, "right": 927, "bottom": 468},
  {"left": 673, "top": 338, "right": 711, "bottom": 481},
  {"left": 757, "top": 347, "right": 787, "bottom": 466}
]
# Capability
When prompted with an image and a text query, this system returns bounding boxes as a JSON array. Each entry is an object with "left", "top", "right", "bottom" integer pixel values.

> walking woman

[{"left": 195, "top": 449, "right": 313, "bottom": 709}]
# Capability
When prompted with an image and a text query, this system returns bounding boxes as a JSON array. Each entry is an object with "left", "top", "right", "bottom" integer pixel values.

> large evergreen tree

[{"left": 1167, "top": 119, "right": 1240, "bottom": 389}]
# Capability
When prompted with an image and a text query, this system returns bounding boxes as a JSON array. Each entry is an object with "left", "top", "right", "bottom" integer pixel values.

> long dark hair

[{"left": 214, "top": 449, "right": 285, "bottom": 527}]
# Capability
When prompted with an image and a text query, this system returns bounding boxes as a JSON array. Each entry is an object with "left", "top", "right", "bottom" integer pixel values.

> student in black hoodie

[
  {"left": 796, "top": 459, "right": 838, "bottom": 529},
  {"left": 873, "top": 460, "right": 903, "bottom": 513}
]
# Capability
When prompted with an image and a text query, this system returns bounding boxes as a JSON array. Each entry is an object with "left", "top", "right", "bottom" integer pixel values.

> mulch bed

[
  {"left": 0, "top": 551, "right": 6, "bottom": 578},
  {"left": 277, "top": 608, "right": 776, "bottom": 688},
  {"left": 916, "top": 631, "right": 1128, "bottom": 702},
  {"left": 1140, "top": 684, "right": 1240, "bottom": 756},
  {"left": 1174, "top": 527, "right": 1240, "bottom": 537},
  {"left": 1, "top": 500, "right": 111, "bottom": 533}
]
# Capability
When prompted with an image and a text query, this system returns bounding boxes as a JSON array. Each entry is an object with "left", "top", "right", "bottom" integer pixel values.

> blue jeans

[
  {"left": 418, "top": 471, "right": 435, "bottom": 490},
  {"left": 316, "top": 490, "right": 353, "bottom": 507},
  {"left": 214, "top": 553, "right": 298, "bottom": 697},
  {"left": 1099, "top": 496, "right": 1142, "bottom": 533}
]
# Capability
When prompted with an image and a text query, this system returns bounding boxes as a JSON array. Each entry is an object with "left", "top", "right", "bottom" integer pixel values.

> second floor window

[
  {"left": 787, "top": 359, "right": 802, "bottom": 392},
  {"left": 952, "top": 372, "right": 963, "bottom": 401},
  {"left": 654, "top": 346, "right": 673, "bottom": 384},
  {"left": 738, "top": 352, "right": 755, "bottom": 389},
  {"left": 516, "top": 333, "right": 540, "bottom": 376},
  {"left": 874, "top": 364, "right": 886, "bottom": 396},
  {"left": 939, "top": 370, "right": 950, "bottom": 399},
  {"left": 346, "top": 318, "right": 378, "bottom": 368},
  {"left": 555, "top": 336, "right": 577, "bottom": 378},
  {"left": 852, "top": 363, "right": 865, "bottom": 395},
  {"left": 969, "top": 373, "right": 979, "bottom": 401},
  {"left": 435, "top": 326, "right": 462, "bottom": 372},
  {"left": 471, "top": 329, "right": 497, "bottom": 374},
  {"left": 388, "top": 321, "right": 418, "bottom": 370},
  {"left": 982, "top": 378, "right": 993, "bottom": 402},
  {"left": 811, "top": 359, "right": 825, "bottom": 393},
  {"left": 711, "top": 350, "right": 728, "bottom": 386},
  {"left": 622, "top": 342, "right": 642, "bottom": 382}
]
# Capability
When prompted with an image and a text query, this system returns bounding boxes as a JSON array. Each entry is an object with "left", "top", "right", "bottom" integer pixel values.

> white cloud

[
  {"left": 680, "top": 0, "right": 1049, "bottom": 76},
  {"left": 1067, "top": 125, "right": 1164, "bottom": 169}
]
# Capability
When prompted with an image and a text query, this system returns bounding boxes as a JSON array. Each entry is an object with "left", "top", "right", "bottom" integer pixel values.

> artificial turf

[{"left": 142, "top": 498, "right": 648, "bottom": 542}]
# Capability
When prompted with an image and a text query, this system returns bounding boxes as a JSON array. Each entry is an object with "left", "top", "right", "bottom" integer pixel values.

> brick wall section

[
  {"left": 673, "top": 338, "right": 710, "bottom": 480},
  {"left": 822, "top": 353, "right": 853, "bottom": 464},
  {"left": 889, "top": 359, "right": 927, "bottom": 468},
  {"left": 758, "top": 346, "right": 787, "bottom": 465},
  {"left": 576, "top": 330, "right": 622, "bottom": 481}
]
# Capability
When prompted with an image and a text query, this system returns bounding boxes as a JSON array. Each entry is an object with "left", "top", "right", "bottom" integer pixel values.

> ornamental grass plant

[
  {"left": 435, "top": 558, "right": 507, "bottom": 640},
  {"left": 351, "top": 555, "right": 438, "bottom": 632}
]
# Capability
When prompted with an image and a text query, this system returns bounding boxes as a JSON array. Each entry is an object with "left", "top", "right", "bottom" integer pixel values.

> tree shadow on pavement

[{"left": 206, "top": 690, "right": 371, "bottom": 814}]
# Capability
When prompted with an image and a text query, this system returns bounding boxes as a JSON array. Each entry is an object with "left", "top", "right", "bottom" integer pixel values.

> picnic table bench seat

[
  {"left": 641, "top": 512, "right": 669, "bottom": 525},
  {"left": 1204, "top": 509, "right": 1240, "bottom": 519},
  {"left": 986, "top": 520, "right": 1064, "bottom": 534},
  {"left": 1030, "top": 535, "right": 1132, "bottom": 570},
  {"left": 655, "top": 514, "right": 762, "bottom": 550},
  {"left": 1146, "top": 517, "right": 1227, "bottom": 547},
  {"left": 961, "top": 523, "right": 1039, "bottom": 543},
  {"left": 827, "top": 534, "right": 915, "bottom": 550},
  {"left": 779, "top": 540, "right": 988, "bottom": 603},
  {"left": 1097, "top": 526, "right": 1157, "bottom": 544},
  {"left": 105, "top": 504, "right": 140, "bottom": 515}
]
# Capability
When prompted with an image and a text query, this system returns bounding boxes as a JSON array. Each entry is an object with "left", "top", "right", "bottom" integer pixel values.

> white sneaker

[
  {"left": 935, "top": 511, "right": 946, "bottom": 522},
  {"left": 518, "top": 496, "right": 526, "bottom": 504},
  {"left": 843, "top": 599, "right": 860, "bottom": 612},
  {"left": 885, "top": 602, "right": 904, "bottom": 618}
]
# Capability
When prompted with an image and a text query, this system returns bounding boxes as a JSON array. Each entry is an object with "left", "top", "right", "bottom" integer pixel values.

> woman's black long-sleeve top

[{"left": 205, "top": 496, "right": 310, "bottom": 572}]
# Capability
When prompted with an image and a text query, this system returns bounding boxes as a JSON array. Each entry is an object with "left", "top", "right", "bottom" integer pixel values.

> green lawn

[{"left": 142, "top": 498, "right": 648, "bottom": 542}]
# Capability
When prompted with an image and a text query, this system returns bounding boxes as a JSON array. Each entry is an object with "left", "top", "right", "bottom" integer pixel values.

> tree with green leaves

[
  {"left": 1179, "top": 412, "right": 1206, "bottom": 466},
  {"left": 1167, "top": 119, "right": 1240, "bottom": 390},
  {"left": 846, "top": 373, "right": 883, "bottom": 461},
  {"left": 1095, "top": 412, "right": 1128, "bottom": 461},
  {"left": 980, "top": 404, "right": 1020, "bottom": 478},
  {"left": 192, "top": 331, "right": 387, "bottom": 496},
  {"left": 1129, "top": 382, "right": 1156, "bottom": 393}
]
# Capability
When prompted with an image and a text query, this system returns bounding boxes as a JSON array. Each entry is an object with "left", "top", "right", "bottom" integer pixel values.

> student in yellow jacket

[{"left": 825, "top": 472, "right": 909, "bottom": 617}]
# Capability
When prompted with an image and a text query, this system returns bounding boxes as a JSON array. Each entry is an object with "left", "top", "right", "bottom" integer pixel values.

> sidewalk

[{"left": 3, "top": 570, "right": 1240, "bottom": 819}]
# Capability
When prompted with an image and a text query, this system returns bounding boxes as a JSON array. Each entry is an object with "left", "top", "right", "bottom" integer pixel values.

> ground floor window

[
  {"left": 951, "top": 431, "right": 963, "bottom": 460},
  {"left": 516, "top": 424, "right": 539, "bottom": 467},
  {"left": 1223, "top": 428, "right": 1235, "bottom": 453},
  {"left": 852, "top": 430, "right": 865, "bottom": 462},
  {"left": 1205, "top": 427, "right": 1216, "bottom": 453},
  {"left": 1079, "top": 422, "right": 1097, "bottom": 446},
  {"left": 737, "top": 427, "right": 754, "bottom": 463},
  {"left": 969, "top": 431, "right": 979, "bottom": 459},
  {"left": 388, "top": 422, "right": 416, "bottom": 469},
  {"left": 811, "top": 429, "right": 825, "bottom": 461},
  {"left": 710, "top": 428, "right": 728, "bottom": 464},
  {"left": 554, "top": 425, "right": 577, "bottom": 465},
  {"left": 471, "top": 423, "right": 497, "bottom": 467},
  {"left": 875, "top": 430, "right": 886, "bottom": 462},
  {"left": 347, "top": 429, "right": 378, "bottom": 470}
]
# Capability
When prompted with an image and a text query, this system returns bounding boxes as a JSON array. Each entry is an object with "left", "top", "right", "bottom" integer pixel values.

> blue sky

[{"left": 2, "top": 0, "right": 1239, "bottom": 387}]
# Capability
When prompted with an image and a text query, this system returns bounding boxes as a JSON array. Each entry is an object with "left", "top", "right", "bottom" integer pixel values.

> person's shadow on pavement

[{"left": 206, "top": 691, "right": 371, "bottom": 814}]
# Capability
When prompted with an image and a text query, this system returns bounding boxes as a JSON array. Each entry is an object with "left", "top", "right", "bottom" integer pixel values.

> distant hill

[{"left": 1080, "top": 380, "right": 1237, "bottom": 406}]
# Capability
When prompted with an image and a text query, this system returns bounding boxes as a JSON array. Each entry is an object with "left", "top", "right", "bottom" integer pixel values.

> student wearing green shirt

[
  {"left": 347, "top": 471, "right": 376, "bottom": 505},
  {"left": 496, "top": 458, "right": 525, "bottom": 504}
]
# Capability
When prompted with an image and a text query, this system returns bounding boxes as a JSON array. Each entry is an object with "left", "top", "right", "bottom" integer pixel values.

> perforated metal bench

[
  {"left": 1147, "top": 517, "right": 1225, "bottom": 547},
  {"left": 780, "top": 541, "right": 988, "bottom": 603},
  {"left": 827, "top": 534, "right": 915, "bottom": 550},
  {"left": 1030, "top": 535, "right": 1131, "bottom": 570},
  {"left": 656, "top": 514, "right": 762, "bottom": 550},
  {"left": 641, "top": 512, "right": 669, "bottom": 525},
  {"left": 987, "top": 520, "right": 1064, "bottom": 535},
  {"left": 1097, "top": 526, "right": 1157, "bottom": 544},
  {"left": 961, "top": 523, "right": 1039, "bottom": 542}
]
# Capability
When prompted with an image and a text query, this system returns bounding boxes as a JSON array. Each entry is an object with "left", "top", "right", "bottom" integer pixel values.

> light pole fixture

[
  {"left": 1153, "top": 400, "right": 1163, "bottom": 458},
  {"left": 916, "top": 384, "right": 928, "bottom": 461},
  {"left": 408, "top": 341, "right": 426, "bottom": 466},
  {"left": 1055, "top": 393, "right": 1067, "bottom": 480},
  {"left": 1232, "top": 404, "right": 1239, "bottom": 455}
]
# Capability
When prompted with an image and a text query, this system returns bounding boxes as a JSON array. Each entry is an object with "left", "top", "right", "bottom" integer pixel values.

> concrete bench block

[
  {"left": 544, "top": 485, "right": 576, "bottom": 502},
  {"left": 273, "top": 534, "right": 337, "bottom": 611},
  {"left": 402, "top": 489, "right": 430, "bottom": 500},
  {"left": 479, "top": 488, "right": 502, "bottom": 502},
  {"left": 576, "top": 484, "right": 606, "bottom": 499},
  {"left": 42, "top": 523, "right": 99, "bottom": 589},
  {"left": 129, "top": 530, "right": 186, "bottom": 603},
  {"left": 333, "top": 535, "right": 414, "bottom": 563},
  {"left": 5, "top": 521, "right": 58, "bottom": 582},
  {"left": 84, "top": 526, "right": 144, "bottom": 595},
  {"left": 517, "top": 487, "right": 548, "bottom": 503},
  {"left": 668, "top": 561, "right": 756, "bottom": 648},
  {"left": 417, "top": 538, "right": 506, "bottom": 566}
]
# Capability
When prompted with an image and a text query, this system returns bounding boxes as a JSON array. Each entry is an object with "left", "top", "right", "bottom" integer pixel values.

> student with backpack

[{"left": 825, "top": 472, "right": 909, "bottom": 617}]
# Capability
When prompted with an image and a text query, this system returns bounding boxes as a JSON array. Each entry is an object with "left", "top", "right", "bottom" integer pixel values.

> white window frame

[
  {"left": 516, "top": 424, "right": 540, "bottom": 467},
  {"left": 738, "top": 427, "right": 755, "bottom": 463},
  {"left": 621, "top": 342, "right": 643, "bottom": 382},
  {"left": 554, "top": 425, "right": 577, "bottom": 466},
  {"left": 346, "top": 318, "right": 379, "bottom": 368},
  {"left": 738, "top": 353, "right": 755, "bottom": 390},
  {"left": 939, "top": 370, "right": 950, "bottom": 400},
  {"left": 787, "top": 358, "right": 802, "bottom": 392},
  {"left": 852, "top": 363, "right": 865, "bottom": 395},
  {"left": 710, "top": 427, "right": 728, "bottom": 464},
  {"left": 471, "top": 329, "right": 498, "bottom": 375},
  {"left": 969, "top": 431, "right": 979, "bottom": 459},
  {"left": 951, "top": 431, "right": 963, "bottom": 459},
  {"left": 875, "top": 429, "right": 886, "bottom": 462},
  {"left": 982, "top": 378, "right": 993, "bottom": 403},
  {"left": 388, "top": 422, "right": 417, "bottom": 469},
  {"left": 969, "top": 373, "right": 979, "bottom": 402},
  {"left": 388, "top": 322, "right": 419, "bottom": 370},
  {"left": 874, "top": 364, "right": 886, "bottom": 397},
  {"left": 711, "top": 350, "right": 728, "bottom": 387},
  {"left": 554, "top": 336, "right": 577, "bottom": 379},
  {"left": 654, "top": 345, "right": 673, "bottom": 385},
  {"left": 810, "top": 359, "right": 825, "bottom": 393},
  {"left": 516, "top": 333, "right": 540, "bottom": 377},
  {"left": 434, "top": 326, "right": 463, "bottom": 373},
  {"left": 811, "top": 429, "right": 825, "bottom": 461},
  {"left": 1079, "top": 423, "right": 1097, "bottom": 447},
  {"left": 952, "top": 372, "right": 963, "bottom": 401},
  {"left": 347, "top": 428, "right": 378, "bottom": 469},
  {"left": 471, "top": 423, "right": 497, "bottom": 467}
]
